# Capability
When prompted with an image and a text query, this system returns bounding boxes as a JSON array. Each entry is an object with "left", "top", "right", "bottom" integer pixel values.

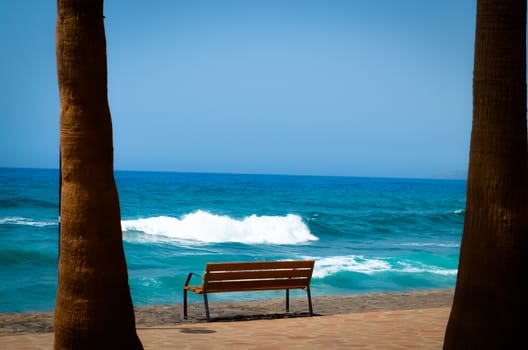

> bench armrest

[{"left": 184, "top": 272, "right": 202, "bottom": 287}]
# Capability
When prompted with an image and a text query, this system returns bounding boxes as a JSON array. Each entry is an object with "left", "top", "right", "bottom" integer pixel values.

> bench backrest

[{"left": 202, "top": 260, "right": 315, "bottom": 293}]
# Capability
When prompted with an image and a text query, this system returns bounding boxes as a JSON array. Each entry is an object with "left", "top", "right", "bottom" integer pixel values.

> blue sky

[{"left": 0, "top": 0, "right": 476, "bottom": 178}]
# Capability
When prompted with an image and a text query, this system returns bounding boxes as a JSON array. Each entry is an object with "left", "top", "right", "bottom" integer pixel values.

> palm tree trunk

[
  {"left": 54, "top": 0, "right": 143, "bottom": 348},
  {"left": 443, "top": 0, "right": 528, "bottom": 348}
]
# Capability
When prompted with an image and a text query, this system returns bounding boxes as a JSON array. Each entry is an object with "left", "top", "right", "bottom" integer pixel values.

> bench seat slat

[
  {"left": 206, "top": 269, "right": 313, "bottom": 281},
  {"left": 206, "top": 260, "right": 314, "bottom": 272},
  {"left": 206, "top": 278, "right": 310, "bottom": 293}
]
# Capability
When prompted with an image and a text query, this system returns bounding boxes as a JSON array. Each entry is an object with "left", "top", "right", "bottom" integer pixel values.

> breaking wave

[
  {"left": 310, "top": 255, "right": 458, "bottom": 279},
  {"left": 122, "top": 210, "right": 318, "bottom": 245}
]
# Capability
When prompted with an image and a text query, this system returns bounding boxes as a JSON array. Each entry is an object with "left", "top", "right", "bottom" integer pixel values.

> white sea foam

[
  {"left": 397, "top": 262, "right": 457, "bottom": 276},
  {"left": 122, "top": 210, "right": 318, "bottom": 245},
  {"left": 137, "top": 277, "right": 162, "bottom": 288},
  {"left": 311, "top": 256, "right": 392, "bottom": 278},
  {"left": 309, "top": 255, "right": 457, "bottom": 278},
  {"left": 0, "top": 216, "right": 56, "bottom": 227}
]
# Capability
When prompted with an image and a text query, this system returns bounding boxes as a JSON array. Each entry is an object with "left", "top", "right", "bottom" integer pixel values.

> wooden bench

[{"left": 183, "top": 260, "right": 315, "bottom": 320}]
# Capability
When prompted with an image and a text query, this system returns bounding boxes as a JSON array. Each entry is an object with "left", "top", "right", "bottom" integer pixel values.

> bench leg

[
  {"left": 306, "top": 286, "right": 313, "bottom": 316},
  {"left": 285, "top": 289, "right": 290, "bottom": 313},
  {"left": 183, "top": 289, "right": 188, "bottom": 320},
  {"left": 203, "top": 293, "right": 211, "bottom": 321}
]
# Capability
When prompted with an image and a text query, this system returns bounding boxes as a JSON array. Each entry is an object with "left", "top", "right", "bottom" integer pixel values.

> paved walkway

[{"left": 0, "top": 307, "right": 449, "bottom": 349}]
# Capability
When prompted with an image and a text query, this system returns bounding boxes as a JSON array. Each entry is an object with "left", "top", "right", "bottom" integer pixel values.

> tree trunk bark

[
  {"left": 54, "top": 1, "right": 143, "bottom": 349},
  {"left": 444, "top": 0, "right": 528, "bottom": 348}
]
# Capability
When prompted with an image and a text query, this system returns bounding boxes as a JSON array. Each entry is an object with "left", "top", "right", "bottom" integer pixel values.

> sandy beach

[{"left": 0, "top": 289, "right": 453, "bottom": 349}]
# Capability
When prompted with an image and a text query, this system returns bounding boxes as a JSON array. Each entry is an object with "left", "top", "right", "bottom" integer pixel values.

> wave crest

[
  {"left": 122, "top": 210, "right": 318, "bottom": 245},
  {"left": 312, "top": 256, "right": 391, "bottom": 278},
  {"left": 0, "top": 217, "right": 57, "bottom": 227},
  {"left": 310, "top": 255, "right": 458, "bottom": 278}
]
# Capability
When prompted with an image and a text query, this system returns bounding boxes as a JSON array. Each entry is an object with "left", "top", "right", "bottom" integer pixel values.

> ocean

[{"left": 0, "top": 167, "right": 465, "bottom": 313}]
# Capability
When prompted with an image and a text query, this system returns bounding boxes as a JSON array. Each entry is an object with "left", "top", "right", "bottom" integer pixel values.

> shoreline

[{"left": 0, "top": 289, "right": 453, "bottom": 336}]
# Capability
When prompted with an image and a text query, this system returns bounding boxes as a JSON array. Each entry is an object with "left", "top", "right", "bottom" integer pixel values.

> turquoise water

[{"left": 0, "top": 168, "right": 465, "bottom": 312}]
